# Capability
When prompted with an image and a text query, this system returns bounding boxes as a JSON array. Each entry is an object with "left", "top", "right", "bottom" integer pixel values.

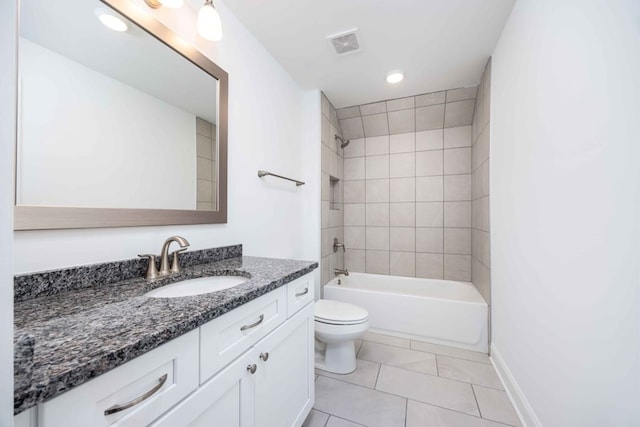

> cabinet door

[
  {"left": 151, "top": 349, "right": 256, "bottom": 427},
  {"left": 254, "top": 303, "right": 314, "bottom": 427}
]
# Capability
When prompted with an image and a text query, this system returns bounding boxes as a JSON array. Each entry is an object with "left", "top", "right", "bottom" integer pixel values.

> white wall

[
  {"left": 18, "top": 38, "right": 196, "bottom": 210},
  {"left": 0, "top": 1, "right": 16, "bottom": 425},
  {"left": 491, "top": 0, "right": 640, "bottom": 425},
  {"left": 14, "top": 0, "right": 321, "bottom": 274}
]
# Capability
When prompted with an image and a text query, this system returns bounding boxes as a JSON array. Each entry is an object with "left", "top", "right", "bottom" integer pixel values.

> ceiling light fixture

[
  {"left": 386, "top": 72, "right": 404, "bottom": 84},
  {"left": 197, "top": 0, "right": 223, "bottom": 41},
  {"left": 144, "top": 0, "right": 223, "bottom": 41},
  {"left": 95, "top": 9, "right": 128, "bottom": 32}
]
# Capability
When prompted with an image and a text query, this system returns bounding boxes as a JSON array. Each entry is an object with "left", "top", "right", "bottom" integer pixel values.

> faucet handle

[
  {"left": 138, "top": 254, "right": 159, "bottom": 280},
  {"left": 170, "top": 248, "right": 188, "bottom": 274}
]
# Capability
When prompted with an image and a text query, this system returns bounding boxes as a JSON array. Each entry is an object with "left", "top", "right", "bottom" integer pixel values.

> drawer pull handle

[
  {"left": 247, "top": 364, "right": 257, "bottom": 374},
  {"left": 260, "top": 352, "right": 269, "bottom": 362},
  {"left": 104, "top": 374, "right": 168, "bottom": 416},
  {"left": 295, "top": 288, "right": 309, "bottom": 297},
  {"left": 240, "top": 314, "right": 264, "bottom": 331}
]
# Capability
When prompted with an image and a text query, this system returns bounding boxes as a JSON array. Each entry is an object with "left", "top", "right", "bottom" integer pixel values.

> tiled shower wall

[
  {"left": 320, "top": 93, "right": 345, "bottom": 286},
  {"left": 336, "top": 88, "right": 477, "bottom": 281},
  {"left": 196, "top": 117, "right": 217, "bottom": 210},
  {"left": 471, "top": 60, "right": 492, "bottom": 303}
]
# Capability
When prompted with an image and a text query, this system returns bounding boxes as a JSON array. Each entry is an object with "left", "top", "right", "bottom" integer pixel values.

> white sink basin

[{"left": 145, "top": 276, "right": 247, "bottom": 298}]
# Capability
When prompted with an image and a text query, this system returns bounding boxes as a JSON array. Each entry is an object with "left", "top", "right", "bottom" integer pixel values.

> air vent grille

[{"left": 327, "top": 29, "right": 361, "bottom": 55}]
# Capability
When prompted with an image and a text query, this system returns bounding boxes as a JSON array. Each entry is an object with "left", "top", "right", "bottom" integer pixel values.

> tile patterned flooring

[{"left": 303, "top": 332, "right": 521, "bottom": 427}]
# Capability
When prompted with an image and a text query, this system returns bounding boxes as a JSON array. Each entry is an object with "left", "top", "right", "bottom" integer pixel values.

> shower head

[{"left": 335, "top": 135, "right": 350, "bottom": 149}]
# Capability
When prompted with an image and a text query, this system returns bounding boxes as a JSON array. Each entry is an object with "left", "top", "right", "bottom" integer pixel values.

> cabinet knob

[
  {"left": 259, "top": 352, "right": 269, "bottom": 362},
  {"left": 247, "top": 364, "right": 257, "bottom": 374}
]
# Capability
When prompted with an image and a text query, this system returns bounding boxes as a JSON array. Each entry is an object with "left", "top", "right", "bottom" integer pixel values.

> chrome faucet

[
  {"left": 334, "top": 268, "right": 349, "bottom": 277},
  {"left": 159, "top": 236, "right": 190, "bottom": 276},
  {"left": 333, "top": 238, "right": 346, "bottom": 253}
]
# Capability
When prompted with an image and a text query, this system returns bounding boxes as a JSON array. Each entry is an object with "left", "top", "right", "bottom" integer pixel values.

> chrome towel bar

[{"left": 257, "top": 170, "right": 305, "bottom": 186}]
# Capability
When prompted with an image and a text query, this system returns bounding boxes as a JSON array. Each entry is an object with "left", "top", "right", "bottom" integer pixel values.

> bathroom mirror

[{"left": 14, "top": 0, "right": 228, "bottom": 230}]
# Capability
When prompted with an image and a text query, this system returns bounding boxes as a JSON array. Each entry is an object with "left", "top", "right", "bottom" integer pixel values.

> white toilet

[{"left": 314, "top": 299, "right": 369, "bottom": 374}]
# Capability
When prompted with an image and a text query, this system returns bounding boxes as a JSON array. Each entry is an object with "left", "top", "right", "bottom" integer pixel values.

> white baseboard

[{"left": 490, "top": 343, "right": 542, "bottom": 427}]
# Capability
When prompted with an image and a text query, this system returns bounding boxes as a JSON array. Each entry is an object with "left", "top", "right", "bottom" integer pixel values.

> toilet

[{"left": 314, "top": 299, "right": 369, "bottom": 374}]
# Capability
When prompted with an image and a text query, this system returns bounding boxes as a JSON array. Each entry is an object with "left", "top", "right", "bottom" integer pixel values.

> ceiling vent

[{"left": 327, "top": 29, "right": 361, "bottom": 55}]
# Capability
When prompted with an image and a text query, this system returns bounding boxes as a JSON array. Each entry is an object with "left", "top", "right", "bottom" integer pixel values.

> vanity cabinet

[{"left": 19, "top": 273, "right": 315, "bottom": 427}]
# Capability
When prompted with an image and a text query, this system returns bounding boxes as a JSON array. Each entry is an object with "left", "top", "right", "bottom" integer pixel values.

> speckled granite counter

[{"left": 14, "top": 252, "right": 317, "bottom": 414}]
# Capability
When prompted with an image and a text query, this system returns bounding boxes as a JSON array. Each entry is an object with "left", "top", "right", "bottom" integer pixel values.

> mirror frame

[{"left": 14, "top": 0, "right": 228, "bottom": 230}]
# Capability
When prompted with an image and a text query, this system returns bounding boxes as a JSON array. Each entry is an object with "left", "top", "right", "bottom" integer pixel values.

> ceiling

[{"left": 223, "top": 0, "right": 515, "bottom": 108}]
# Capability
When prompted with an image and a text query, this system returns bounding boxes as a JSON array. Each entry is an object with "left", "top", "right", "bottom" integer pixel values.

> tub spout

[{"left": 334, "top": 268, "right": 349, "bottom": 277}]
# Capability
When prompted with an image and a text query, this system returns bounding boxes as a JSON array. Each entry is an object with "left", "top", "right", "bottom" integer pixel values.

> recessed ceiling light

[
  {"left": 95, "top": 9, "right": 128, "bottom": 32},
  {"left": 386, "top": 72, "right": 404, "bottom": 84}
]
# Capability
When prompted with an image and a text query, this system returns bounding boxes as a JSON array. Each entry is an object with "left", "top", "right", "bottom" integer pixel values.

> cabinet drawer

[
  {"left": 39, "top": 329, "right": 199, "bottom": 427},
  {"left": 200, "top": 287, "right": 286, "bottom": 383},
  {"left": 286, "top": 273, "right": 314, "bottom": 318}
]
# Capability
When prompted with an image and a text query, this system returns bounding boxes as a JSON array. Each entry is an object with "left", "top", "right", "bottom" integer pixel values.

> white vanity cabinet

[{"left": 19, "top": 272, "right": 315, "bottom": 427}]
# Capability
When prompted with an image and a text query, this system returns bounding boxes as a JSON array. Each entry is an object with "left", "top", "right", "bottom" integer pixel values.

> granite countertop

[{"left": 14, "top": 255, "right": 317, "bottom": 414}]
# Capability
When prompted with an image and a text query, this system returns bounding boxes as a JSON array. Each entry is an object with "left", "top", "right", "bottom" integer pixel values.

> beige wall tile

[
  {"left": 344, "top": 180, "right": 366, "bottom": 203},
  {"left": 444, "top": 174, "right": 472, "bottom": 201},
  {"left": 472, "top": 196, "right": 490, "bottom": 231},
  {"left": 345, "top": 249, "right": 366, "bottom": 273},
  {"left": 196, "top": 134, "right": 213, "bottom": 159},
  {"left": 366, "top": 227, "right": 390, "bottom": 250},
  {"left": 362, "top": 113, "right": 390, "bottom": 137},
  {"left": 366, "top": 250, "right": 390, "bottom": 274},
  {"left": 366, "top": 203, "right": 390, "bottom": 226},
  {"left": 390, "top": 203, "right": 416, "bottom": 227},
  {"left": 390, "top": 153, "right": 416, "bottom": 178},
  {"left": 390, "top": 177, "right": 416, "bottom": 202},
  {"left": 196, "top": 116, "right": 212, "bottom": 137},
  {"left": 415, "top": 91, "right": 446, "bottom": 107},
  {"left": 322, "top": 116, "right": 331, "bottom": 145},
  {"left": 196, "top": 202, "right": 212, "bottom": 211},
  {"left": 365, "top": 135, "right": 390, "bottom": 156},
  {"left": 337, "top": 105, "right": 361, "bottom": 120},
  {"left": 322, "top": 201, "right": 330, "bottom": 228},
  {"left": 339, "top": 117, "right": 365, "bottom": 140},
  {"left": 416, "top": 130, "right": 443, "bottom": 151},
  {"left": 472, "top": 228, "right": 491, "bottom": 267},
  {"left": 197, "top": 180, "right": 212, "bottom": 202},
  {"left": 416, "top": 150, "right": 443, "bottom": 177},
  {"left": 197, "top": 157, "right": 213, "bottom": 180},
  {"left": 472, "top": 124, "right": 490, "bottom": 170},
  {"left": 416, "top": 202, "right": 443, "bottom": 227},
  {"left": 471, "top": 257, "right": 491, "bottom": 303},
  {"left": 446, "top": 87, "right": 478, "bottom": 102},
  {"left": 444, "top": 201, "right": 472, "bottom": 227},
  {"left": 444, "top": 228, "right": 472, "bottom": 255},
  {"left": 390, "top": 133, "right": 415, "bottom": 153},
  {"left": 366, "top": 179, "right": 390, "bottom": 202},
  {"left": 360, "top": 101, "right": 386, "bottom": 116},
  {"left": 416, "top": 253, "right": 444, "bottom": 279},
  {"left": 416, "top": 176, "right": 444, "bottom": 202},
  {"left": 472, "top": 160, "right": 490, "bottom": 200},
  {"left": 387, "top": 96, "right": 415, "bottom": 112},
  {"left": 322, "top": 172, "right": 330, "bottom": 201},
  {"left": 416, "top": 227, "right": 443, "bottom": 253},
  {"left": 388, "top": 109, "right": 416, "bottom": 134},
  {"left": 444, "top": 148, "right": 472, "bottom": 175},
  {"left": 390, "top": 227, "right": 416, "bottom": 252},
  {"left": 322, "top": 143, "right": 331, "bottom": 172},
  {"left": 344, "top": 157, "right": 365, "bottom": 180},
  {"left": 343, "top": 138, "right": 365, "bottom": 158},
  {"left": 344, "top": 203, "right": 365, "bottom": 226},
  {"left": 416, "top": 104, "right": 445, "bottom": 131},
  {"left": 390, "top": 252, "right": 416, "bottom": 277},
  {"left": 444, "top": 126, "right": 472, "bottom": 149},
  {"left": 444, "top": 254, "right": 472, "bottom": 281},
  {"left": 444, "top": 100, "right": 475, "bottom": 128},
  {"left": 366, "top": 155, "right": 390, "bottom": 179},
  {"left": 344, "top": 226, "right": 366, "bottom": 250}
]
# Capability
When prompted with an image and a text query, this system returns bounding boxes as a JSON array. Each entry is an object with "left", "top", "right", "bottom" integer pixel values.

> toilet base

[{"left": 314, "top": 340, "right": 357, "bottom": 374}]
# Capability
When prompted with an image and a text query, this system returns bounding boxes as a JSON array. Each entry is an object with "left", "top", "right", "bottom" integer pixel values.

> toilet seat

[{"left": 314, "top": 299, "right": 368, "bottom": 325}]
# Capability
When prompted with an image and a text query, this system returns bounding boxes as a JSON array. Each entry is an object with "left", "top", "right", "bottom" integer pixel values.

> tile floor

[{"left": 303, "top": 332, "right": 521, "bottom": 427}]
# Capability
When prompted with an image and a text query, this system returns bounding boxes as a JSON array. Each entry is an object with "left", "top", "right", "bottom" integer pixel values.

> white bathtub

[{"left": 323, "top": 272, "right": 488, "bottom": 353}]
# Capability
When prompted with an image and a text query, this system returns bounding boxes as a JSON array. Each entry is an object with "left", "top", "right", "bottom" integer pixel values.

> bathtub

[{"left": 323, "top": 272, "right": 488, "bottom": 353}]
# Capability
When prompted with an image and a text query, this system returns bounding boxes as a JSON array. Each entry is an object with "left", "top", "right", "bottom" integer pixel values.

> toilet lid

[{"left": 315, "top": 300, "right": 368, "bottom": 324}]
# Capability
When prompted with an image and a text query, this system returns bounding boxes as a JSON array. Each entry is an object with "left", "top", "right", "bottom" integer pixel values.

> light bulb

[
  {"left": 95, "top": 9, "right": 128, "bottom": 32},
  {"left": 198, "top": 1, "right": 223, "bottom": 41},
  {"left": 158, "top": 0, "right": 184, "bottom": 8},
  {"left": 386, "top": 72, "right": 404, "bottom": 84}
]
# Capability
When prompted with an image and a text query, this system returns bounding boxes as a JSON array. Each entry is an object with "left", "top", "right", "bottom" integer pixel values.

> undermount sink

[{"left": 145, "top": 276, "right": 248, "bottom": 298}]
